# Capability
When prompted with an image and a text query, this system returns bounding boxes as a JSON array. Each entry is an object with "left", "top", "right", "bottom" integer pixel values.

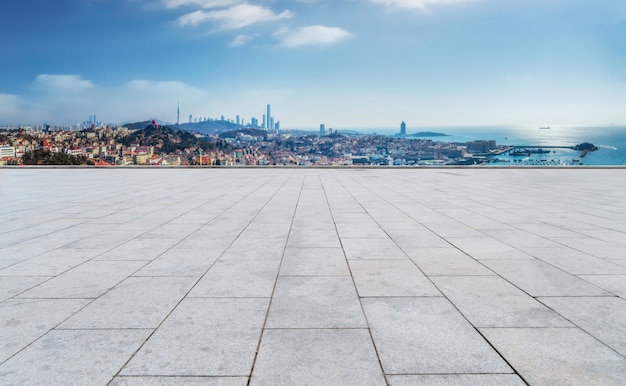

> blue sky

[{"left": 1, "top": 0, "right": 625, "bottom": 129}]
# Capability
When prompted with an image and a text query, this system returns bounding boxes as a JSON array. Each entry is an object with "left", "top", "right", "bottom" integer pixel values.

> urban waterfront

[
  {"left": 376, "top": 125, "right": 626, "bottom": 166},
  {"left": 2, "top": 123, "right": 625, "bottom": 167}
]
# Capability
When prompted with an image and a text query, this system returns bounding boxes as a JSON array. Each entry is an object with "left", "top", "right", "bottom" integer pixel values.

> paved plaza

[{"left": 1, "top": 168, "right": 625, "bottom": 385}]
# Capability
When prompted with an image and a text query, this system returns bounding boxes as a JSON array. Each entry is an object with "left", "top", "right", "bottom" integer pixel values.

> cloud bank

[
  {"left": 2, "top": 74, "right": 214, "bottom": 125},
  {"left": 177, "top": 3, "right": 293, "bottom": 30},
  {"left": 371, "top": 0, "right": 476, "bottom": 10},
  {"left": 275, "top": 25, "right": 352, "bottom": 48}
]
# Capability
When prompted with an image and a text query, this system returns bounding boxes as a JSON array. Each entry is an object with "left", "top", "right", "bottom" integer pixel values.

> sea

[{"left": 364, "top": 125, "right": 626, "bottom": 166}]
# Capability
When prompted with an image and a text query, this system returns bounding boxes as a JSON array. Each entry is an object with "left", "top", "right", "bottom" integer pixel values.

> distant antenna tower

[{"left": 177, "top": 101, "right": 180, "bottom": 125}]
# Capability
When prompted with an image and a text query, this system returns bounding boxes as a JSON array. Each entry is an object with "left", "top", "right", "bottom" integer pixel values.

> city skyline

[{"left": 1, "top": 0, "right": 625, "bottom": 128}]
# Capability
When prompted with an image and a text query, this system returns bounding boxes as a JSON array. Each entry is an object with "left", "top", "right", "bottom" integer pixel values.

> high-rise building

[
  {"left": 267, "top": 104, "right": 271, "bottom": 130},
  {"left": 177, "top": 101, "right": 180, "bottom": 125},
  {"left": 400, "top": 121, "right": 406, "bottom": 136},
  {"left": 262, "top": 115, "right": 266, "bottom": 129},
  {"left": 320, "top": 124, "right": 326, "bottom": 136}
]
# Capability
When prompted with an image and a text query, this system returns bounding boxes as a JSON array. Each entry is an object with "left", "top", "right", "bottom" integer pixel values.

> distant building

[
  {"left": 466, "top": 140, "right": 496, "bottom": 153},
  {"left": 400, "top": 121, "right": 406, "bottom": 137},
  {"left": 320, "top": 124, "right": 326, "bottom": 137},
  {"left": 0, "top": 145, "right": 16, "bottom": 158}
]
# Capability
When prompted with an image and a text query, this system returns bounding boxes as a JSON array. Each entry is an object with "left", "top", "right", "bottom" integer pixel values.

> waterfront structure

[{"left": 466, "top": 140, "right": 496, "bottom": 153}]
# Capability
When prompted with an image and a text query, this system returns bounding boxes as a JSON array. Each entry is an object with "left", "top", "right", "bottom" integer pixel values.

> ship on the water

[{"left": 539, "top": 126, "right": 551, "bottom": 130}]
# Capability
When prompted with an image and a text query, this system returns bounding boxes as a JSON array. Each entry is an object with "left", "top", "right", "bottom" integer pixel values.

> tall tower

[
  {"left": 400, "top": 121, "right": 406, "bottom": 136},
  {"left": 320, "top": 124, "right": 326, "bottom": 137},
  {"left": 177, "top": 101, "right": 180, "bottom": 125},
  {"left": 266, "top": 104, "right": 271, "bottom": 130}
]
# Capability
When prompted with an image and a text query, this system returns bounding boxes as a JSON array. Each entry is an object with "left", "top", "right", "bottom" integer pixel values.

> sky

[{"left": 1, "top": 0, "right": 625, "bottom": 129}]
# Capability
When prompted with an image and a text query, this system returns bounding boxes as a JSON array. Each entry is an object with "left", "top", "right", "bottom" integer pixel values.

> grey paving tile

[
  {"left": 16, "top": 260, "right": 147, "bottom": 299},
  {"left": 175, "top": 232, "right": 235, "bottom": 250},
  {"left": 0, "top": 276, "right": 51, "bottom": 302},
  {"left": 579, "top": 275, "right": 626, "bottom": 298},
  {"left": 432, "top": 276, "right": 571, "bottom": 327},
  {"left": 287, "top": 230, "right": 341, "bottom": 248},
  {"left": 387, "top": 230, "right": 451, "bottom": 249},
  {"left": 387, "top": 374, "right": 526, "bottom": 386},
  {"left": 266, "top": 276, "right": 366, "bottom": 328},
  {"left": 335, "top": 222, "right": 387, "bottom": 238},
  {"left": 111, "top": 377, "right": 248, "bottom": 386},
  {"left": 522, "top": 246, "right": 626, "bottom": 275},
  {"left": 0, "top": 298, "right": 90, "bottom": 362},
  {"left": 341, "top": 237, "right": 406, "bottom": 259},
  {"left": 405, "top": 247, "right": 493, "bottom": 276},
  {"left": 59, "top": 276, "right": 196, "bottom": 329},
  {"left": 349, "top": 260, "right": 441, "bottom": 297},
  {"left": 250, "top": 329, "right": 385, "bottom": 386},
  {"left": 121, "top": 298, "right": 268, "bottom": 376},
  {"left": 189, "top": 259, "right": 280, "bottom": 298},
  {"left": 0, "top": 248, "right": 105, "bottom": 276},
  {"left": 554, "top": 237, "right": 626, "bottom": 260},
  {"left": 446, "top": 237, "right": 535, "bottom": 260},
  {"left": 362, "top": 297, "right": 512, "bottom": 374},
  {"left": 220, "top": 238, "right": 286, "bottom": 260},
  {"left": 239, "top": 226, "right": 291, "bottom": 240},
  {"left": 135, "top": 248, "right": 222, "bottom": 277},
  {"left": 515, "top": 222, "right": 584, "bottom": 238},
  {"left": 481, "top": 259, "right": 610, "bottom": 297},
  {"left": 0, "top": 329, "right": 151, "bottom": 385},
  {"left": 290, "top": 217, "right": 335, "bottom": 231},
  {"left": 0, "top": 242, "right": 67, "bottom": 264},
  {"left": 539, "top": 296, "right": 626, "bottom": 356},
  {"left": 481, "top": 327, "right": 626, "bottom": 386},
  {"left": 139, "top": 223, "right": 205, "bottom": 239},
  {"left": 95, "top": 238, "right": 179, "bottom": 261},
  {"left": 482, "top": 229, "right": 563, "bottom": 249},
  {"left": 280, "top": 247, "right": 349, "bottom": 276}
]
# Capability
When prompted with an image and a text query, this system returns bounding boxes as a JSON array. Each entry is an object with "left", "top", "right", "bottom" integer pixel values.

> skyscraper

[
  {"left": 177, "top": 101, "right": 180, "bottom": 125},
  {"left": 267, "top": 104, "right": 271, "bottom": 130},
  {"left": 320, "top": 124, "right": 326, "bottom": 136},
  {"left": 400, "top": 121, "right": 406, "bottom": 137}
]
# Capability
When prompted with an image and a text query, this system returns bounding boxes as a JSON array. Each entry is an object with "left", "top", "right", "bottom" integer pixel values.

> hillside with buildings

[{"left": 0, "top": 122, "right": 503, "bottom": 167}]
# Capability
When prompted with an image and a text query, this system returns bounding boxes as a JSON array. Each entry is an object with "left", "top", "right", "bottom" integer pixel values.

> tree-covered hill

[{"left": 120, "top": 124, "right": 230, "bottom": 153}]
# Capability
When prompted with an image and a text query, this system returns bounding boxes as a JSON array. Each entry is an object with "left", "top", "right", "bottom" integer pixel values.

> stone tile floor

[{"left": 1, "top": 168, "right": 625, "bottom": 385}]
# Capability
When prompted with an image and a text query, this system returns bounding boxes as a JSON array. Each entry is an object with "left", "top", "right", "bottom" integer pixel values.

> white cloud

[
  {"left": 163, "top": 0, "right": 241, "bottom": 9},
  {"left": 275, "top": 25, "right": 352, "bottom": 48},
  {"left": 231, "top": 33, "right": 259, "bottom": 47},
  {"left": 371, "top": 0, "right": 476, "bottom": 10},
  {"left": 1, "top": 75, "right": 217, "bottom": 125},
  {"left": 33, "top": 74, "right": 95, "bottom": 90},
  {"left": 177, "top": 3, "right": 293, "bottom": 29}
]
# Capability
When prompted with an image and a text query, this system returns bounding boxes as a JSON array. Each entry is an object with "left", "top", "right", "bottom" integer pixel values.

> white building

[{"left": 0, "top": 145, "right": 16, "bottom": 158}]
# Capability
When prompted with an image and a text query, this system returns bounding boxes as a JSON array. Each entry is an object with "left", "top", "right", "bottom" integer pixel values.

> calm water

[{"left": 370, "top": 126, "right": 626, "bottom": 166}]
